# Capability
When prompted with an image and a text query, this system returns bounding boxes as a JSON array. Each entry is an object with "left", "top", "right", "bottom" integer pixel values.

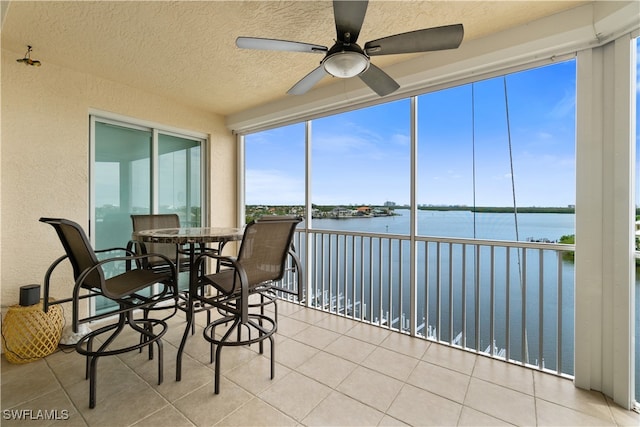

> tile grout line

[
  {"left": 44, "top": 349, "right": 88, "bottom": 426},
  {"left": 456, "top": 350, "right": 478, "bottom": 426}
]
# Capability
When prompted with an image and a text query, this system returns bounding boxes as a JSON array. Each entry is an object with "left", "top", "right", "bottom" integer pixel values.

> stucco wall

[{"left": 0, "top": 48, "right": 236, "bottom": 318}]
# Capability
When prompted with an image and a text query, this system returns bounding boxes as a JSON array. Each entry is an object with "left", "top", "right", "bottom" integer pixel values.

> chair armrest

[
  {"left": 95, "top": 246, "right": 136, "bottom": 256},
  {"left": 267, "top": 248, "right": 304, "bottom": 301},
  {"left": 43, "top": 254, "right": 70, "bottom": 313}
]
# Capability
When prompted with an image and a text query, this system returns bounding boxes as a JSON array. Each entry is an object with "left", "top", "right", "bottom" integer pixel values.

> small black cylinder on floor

[{"left": 19, "top": 284, "right": 40, "bottom": 306}]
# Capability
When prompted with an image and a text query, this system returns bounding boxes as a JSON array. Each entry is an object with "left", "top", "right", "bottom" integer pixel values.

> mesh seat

[
  {"left": 40, "top": 217, "right": 178, "bottom": 408},
  {"left": 176, "top": 216, "right": 303, "bottom": 393}
]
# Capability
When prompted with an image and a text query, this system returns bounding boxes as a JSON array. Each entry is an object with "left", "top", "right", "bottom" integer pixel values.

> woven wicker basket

[{"left": 1, "top": 300, "right": 64, "bottom": 364}]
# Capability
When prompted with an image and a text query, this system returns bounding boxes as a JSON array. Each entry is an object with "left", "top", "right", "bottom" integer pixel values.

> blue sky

[{"left": 246, "top": 42, "right": 640, "bottom": 207}]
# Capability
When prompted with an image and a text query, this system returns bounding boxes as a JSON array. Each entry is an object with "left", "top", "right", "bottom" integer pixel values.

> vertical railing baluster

[
  {"left": 475, "top": 245, "right": 481, "bottom": 352},
  {"left": 521, "top": 248, "right": 528, "bottom": 365},
  {"left": 388, "top": 238, "right": 394, "bottom": 330},
  {"left": 436, "top": 242, "right": 441, "bottom": 341},
  {"left": 449, "top": 243, "right": 454, "bottom": 344},
  {"left": 462, "top": 243, "right": 467, "bottom": 348},
  {"left": 327, "top": 233, "right": 331, "bottom": 309},
  {"left": 338, "top": 234, "right": 343, "bottom": 314},
  {"left": 342, "top": 235, "right": 348, "bottom": 315},
  {"left": 360, "top": 236, "right": 365, "bottom": 321},
  {"left": 557, "top": 250, "right": 563, "bottom": 375},
  {"left": 320, "top": 233, "right": 325, "bottom": 309},
  {"left": 310, "top": 233, "right": 316, "bottom": 307},
  {"left": 399, "top": 240, "right": 404, "bottom": 332},
  {"left": 490, "top": 245, "right": 495, "bottom": 356},
  {"left": 344, "top": 235, "right": 348, "bottom": 315},
  {"left": 506, "top": 247, "right": 511, "bottom": 362},
  {"left": 379, "top": 238, "right": 384, "bottom": 325},
  {"left": 342, "top": 236, "right": 354, "bottom": 315},
  {"left": 315, "top": 233, "right": 320, "bottom": 308},
  {"left": 336, "top": 234, "right": 340, "bottom": 313},
  {"left": 352, "top": 235, "right": 357, "bottom": 319},
  {"left": 424, "top": 241, "right": 429, "bottom": 338},
  {"left": 369, "top": 236, "right": 374, "bottom": 323},
  {"left": 538, "top": 249, "right": 544, "bottom": 369}
]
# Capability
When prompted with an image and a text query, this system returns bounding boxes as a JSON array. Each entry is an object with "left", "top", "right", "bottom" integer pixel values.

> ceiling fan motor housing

[{"left": 322, "top": 42, "right": 369, "bottom": 78}]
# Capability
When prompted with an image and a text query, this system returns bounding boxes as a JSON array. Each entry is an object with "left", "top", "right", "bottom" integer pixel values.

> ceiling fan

[{"left": 236, "top": 0, "right": 463, "bottom": 97}]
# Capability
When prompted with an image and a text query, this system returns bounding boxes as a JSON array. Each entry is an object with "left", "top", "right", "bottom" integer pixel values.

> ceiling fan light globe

[{"left": 322, "top": 51, "right": 369, "bottom": 78}]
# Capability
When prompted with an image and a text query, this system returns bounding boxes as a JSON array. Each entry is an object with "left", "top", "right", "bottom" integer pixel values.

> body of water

[{"left": 312, "top": 208, "right": 575, "bottom": 241}]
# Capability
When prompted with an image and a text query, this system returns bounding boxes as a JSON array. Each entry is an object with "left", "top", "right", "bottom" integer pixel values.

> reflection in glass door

[
  {"left": 94, "top": 121, "right": 152, "bottom": 251},
  {"left": 91, "top": 117, "right": 205, "bottom": 314},
  {"left": 158, "top": 133, "right": 201, "bottom": 226}
]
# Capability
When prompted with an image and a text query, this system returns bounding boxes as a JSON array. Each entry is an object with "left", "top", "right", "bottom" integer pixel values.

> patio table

[{"left": 131, "top": 226, "right": 244, "bottom": 338}]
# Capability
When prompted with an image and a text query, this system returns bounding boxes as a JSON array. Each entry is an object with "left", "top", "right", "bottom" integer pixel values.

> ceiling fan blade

[
  {"left": 287, "top": 66, "right": 328, "bottom": 95},
  {"left": 236, "top": 37, "right": 327, "bottom": 54},
  {"left": 364, "top": 24, "right": 464, "bottom": 56},
  {"left": 333, "top": 0, "right": 368, "bottom": 43},
  {"left": 359, "top": 63, "right": 400, "bottom": 97}
]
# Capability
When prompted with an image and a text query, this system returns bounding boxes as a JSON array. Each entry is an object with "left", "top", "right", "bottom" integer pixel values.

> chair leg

[
  {"left": 214, "top": 343, "right": 222, "bottom": 395},
  {"left": 85, "top": 314, "right": 126, "bottom": 379},
  {"left": 89, "top": 355, "right": 99, "bottom": 409},
  {"left": 213, "top": 317, "right": 241, "bottom": 394},
  {"left": 156, "top": 339, "right": 164, "bottom": 385},
  {"left": 139, "top": 309, "right": 150, "bottom": 353},
  {"left": 147, "top": 319, "right": 154, "bottom": 360},
  {"left": 87, "top": 322, "right": 123, "bottom": 410},
  {"left": 176, "top": 303, "right": 194, "bottom": 381},
  {"left": 274, "top": 299, "right": 278, "bottom": 323},
  {"left": 85, "top": 337, "right": 93, "bottom": 380},
  {"left": 269, "top": 334, "right": 275, "bottom": 380},
  {"left": 258, "top": 318, "right": 264, "bottom": 354}
]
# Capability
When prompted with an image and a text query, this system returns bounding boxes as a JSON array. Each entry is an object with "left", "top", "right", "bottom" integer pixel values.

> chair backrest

[
  {"left": 131, "top": 213, "right": 180, "bottom": 231},
  {"left": 131, "top": 214, "right": 181, "bottom": 265},
  {"left": 236, "top": 216, "right": 302, "bottom": 286},
  {"left": 40, "top": 218, "right": 104, "bottom": 289}
]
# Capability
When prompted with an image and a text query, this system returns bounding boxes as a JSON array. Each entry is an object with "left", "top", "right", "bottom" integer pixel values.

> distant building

[
  {"left": 384, "top": 201, "right": 396, "bottom": 207},
  {"left": 331, "top": 207, "right": 353, "bottom": 218}
]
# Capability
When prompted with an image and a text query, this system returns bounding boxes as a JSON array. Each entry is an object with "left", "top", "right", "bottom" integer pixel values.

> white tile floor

[{"left": 2, "top": 301, "right": 639, "bottom": 426}]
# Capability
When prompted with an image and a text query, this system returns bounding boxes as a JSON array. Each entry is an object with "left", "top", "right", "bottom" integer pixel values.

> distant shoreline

[{"left": 246, "top": 205, "right": 579, "bottom": 215}]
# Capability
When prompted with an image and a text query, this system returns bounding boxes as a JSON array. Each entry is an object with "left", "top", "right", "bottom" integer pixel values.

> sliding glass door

[
  {"left": 90, "top": 116, "right": 206, "bottom": 314},
  {"left": 158, "top": 133, "right": 202, "bottom": 226}
]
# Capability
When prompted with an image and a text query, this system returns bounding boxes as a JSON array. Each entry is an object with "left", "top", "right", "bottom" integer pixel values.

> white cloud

[{"left": 548, "top": 90, "right": 575, "bottom": 120}]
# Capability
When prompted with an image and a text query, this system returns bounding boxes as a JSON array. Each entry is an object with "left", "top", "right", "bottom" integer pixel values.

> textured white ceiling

[{"left": 2, "top": 1, "right": 588, "bottom": 116}]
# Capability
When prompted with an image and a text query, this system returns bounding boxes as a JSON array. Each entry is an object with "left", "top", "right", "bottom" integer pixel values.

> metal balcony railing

[{"left": 277, "top": 229, "right": 576, "bottom": 378}]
